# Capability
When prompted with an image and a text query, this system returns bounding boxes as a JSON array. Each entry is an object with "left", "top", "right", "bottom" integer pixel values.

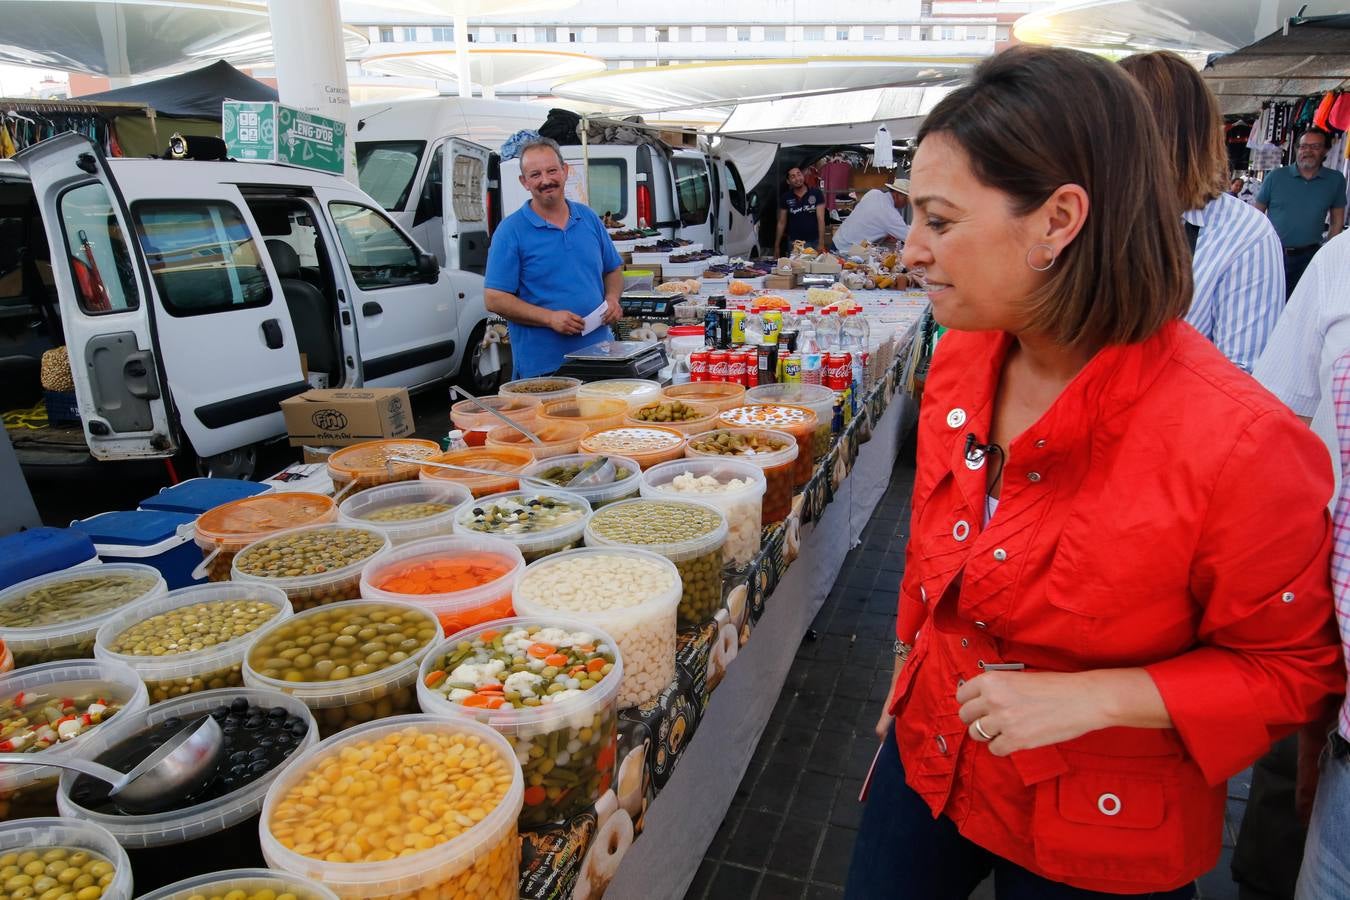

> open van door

[
  {"left": 15, "top": 133, "right": 178, "bottom": 460},
  {"left": 444, "top": 138, "right": 492, "bottom": 275}
]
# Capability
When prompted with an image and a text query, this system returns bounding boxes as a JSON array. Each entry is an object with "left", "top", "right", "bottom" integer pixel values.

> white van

[{"left": 0, "top": 133, "right": 501, "bottom": 476}]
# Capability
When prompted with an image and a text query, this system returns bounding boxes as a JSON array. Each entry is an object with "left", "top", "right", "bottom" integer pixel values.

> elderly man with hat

[{"left": 832, "top": 178, "right": 911, "bottom": 254}]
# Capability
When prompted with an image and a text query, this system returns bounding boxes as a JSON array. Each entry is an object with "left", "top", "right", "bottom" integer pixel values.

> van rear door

[
  {"left": 443, "top": 138, "right": 492, "bottom": 275},
  {"left": 15, "top": 133, "right": 177, "bottom": 460},
  {"left": 670, "top": 150, "right": 716, "bottom": 249}
]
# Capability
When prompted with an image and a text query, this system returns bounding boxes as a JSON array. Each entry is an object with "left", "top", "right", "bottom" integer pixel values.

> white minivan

[{"left": 1, "top": 133, "right": 502, "bottom": 476}]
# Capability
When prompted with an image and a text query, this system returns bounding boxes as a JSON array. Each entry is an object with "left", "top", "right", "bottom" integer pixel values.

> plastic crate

[{"left": 43, "top": 390, "right": 79, "bottom": 426}]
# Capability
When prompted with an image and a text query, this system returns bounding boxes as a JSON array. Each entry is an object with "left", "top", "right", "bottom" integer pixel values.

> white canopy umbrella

[
  {"left": 717, "top": 83, "right": 958, "bottom": 145},
  {"left": 362, "top": 47, "right": 604, "bottom": 98}
]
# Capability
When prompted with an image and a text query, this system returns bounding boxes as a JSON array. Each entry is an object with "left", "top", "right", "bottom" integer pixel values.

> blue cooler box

[
  {"left": 139, "top": 477, "right": 271, "bottom": 516},
  {"left": 69, "top": 509, "right": 201, "bottom": 589},
  {"left": 0, "top": 527, "right": 100, "bottom": 591}
]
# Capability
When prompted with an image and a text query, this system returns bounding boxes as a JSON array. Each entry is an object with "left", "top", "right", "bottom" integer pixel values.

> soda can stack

[
  {"left": 825, "top": 353, "right": 854, "bottom": 431},
  {"left": 689, "top": 350, "right": 709, "bottom": 383},
  {"left": 726, "top": 351, "right": 746, "bottom": 386},
  {"left": 741, "top": 347, "right": 759, "bottom": 387},
  {"left": 709, "top": 350, "right": 730, "bottom": 382}
]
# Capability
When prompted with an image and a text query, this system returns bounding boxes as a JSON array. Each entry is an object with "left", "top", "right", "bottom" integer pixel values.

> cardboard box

[
  {"left": 807, "top": 257, "right": 843, "bottom": 274},
  {"left": 279, "top": 388, "right": 414, "bottom": 447},
  {"left": 764, "top": 274, "right": 796, "bottom": 290}
]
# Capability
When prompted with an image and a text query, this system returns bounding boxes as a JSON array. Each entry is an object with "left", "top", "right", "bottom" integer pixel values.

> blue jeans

[
  {"left": 844, "top": 726, "right": 1198, "bottom": 900},
  {"left": 1294, "top": 735, "right": 1350, "bottom": 900}
]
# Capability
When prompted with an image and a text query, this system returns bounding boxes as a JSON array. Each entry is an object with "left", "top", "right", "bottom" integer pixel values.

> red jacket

[{"left": 891, "top": 322, "right": 1344, "bottom": 893}]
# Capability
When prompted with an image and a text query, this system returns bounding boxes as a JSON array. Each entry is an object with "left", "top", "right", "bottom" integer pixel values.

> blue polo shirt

[
  {"left": 1256, "top": 164, "right": 1347, "bottom": 248},
  {"left": 485, "top": 200, "right": 624, "bottom": 377}
]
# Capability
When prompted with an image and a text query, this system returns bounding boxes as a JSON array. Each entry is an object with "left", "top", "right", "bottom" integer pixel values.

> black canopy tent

[{"left": 1203, "top": 14, "right": 1350, "bottom": 116}]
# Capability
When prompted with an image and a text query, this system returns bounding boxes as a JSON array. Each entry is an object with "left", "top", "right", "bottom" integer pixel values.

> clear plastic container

[
  {"left": 579, "top": 426, "right": 688, "bottom": 470},
  {"left": 259, "top": 715, "right": 523, "bottom": 900},
  {"left": 536, "top": 397, "right": 629, "bottom": 433},
  {"left": 134, "top": 868, "right": 338, "bottom": 900},
  {"left": 93, "top": 582, "right": 292, "bottom": 704},
  {"left": 641, "top": 459, "right": 766, "bottom": 568},
  {"left": 484, "top": 418, "right": 588, "bottom": 461},
  {"left": 686, "top": 428, "right": 800, "bottom": 524},
  {"left": 499, "top": 376, "right": 581, "bottom": 407},
  {"left": 451, "top": 395, "right": 538, "bottom": 447},
  {"left": 418, "top": 446, "right": 535, "bottom": 498},
  {"left": 451, "top": 490, "right": 592, "bottom": 563},
  {"left": 417, "top": 616, "right": 622, "bottom": 827},
  {"left": 0, "top": 641, "right": 11, "bottom": 675},
  {"left": 326, "top": 439, "right": 442, "bottom": 498},
  {"left": 718, "top": 403, "right": 819, "bottom": 487},
  {"left": 0, "top": 817, "right": 133, "bottom": 900},
  {"left": 0, "top": 659, "right": 148, "bottom": 821},
  {"left": 624, "top": 397, "right": 720, "bottom": 436},
  {"left": 585, "top": 499, "right": 728, "bottom": 627},
  {"left": 576, "top": 379, "right": 662, "bottom": 413},
  {"left": 0, "top": 564, "right": 167, "bottom": 668},
  {"left": 519, "top": 453, "right": 643, "bottom": 509},
  {"left": 337, "top": 480, "right": 471, "bottom": 546},
  {"left": 230, "top": 524, "right": 391, "bottom": 612},
  {"left": 193, "top": 493, "right": 336, "bottom": 583},
  {"left": 512, "top": 548, "right": 680, "bottom": 708},
  {"left": 747, "top": 382, "right": 836, "bottom": 456},
  {"left": 243, "top": 599, "right": 443, "bottom": 738},
  {"left": 359, "top": 535, "right": 525, "bottom": 635},
  {"left": 661, "top": 381, "right": 746, "bottom": 413}
]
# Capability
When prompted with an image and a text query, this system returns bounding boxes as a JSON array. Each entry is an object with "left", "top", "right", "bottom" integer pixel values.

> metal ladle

[
  {"left": 386, "top": 455, "right": 554, "bottom": 489},
  {"left": 450, "top": 386, "right": 544, "bottom": 446},
  {"left": 0, "top": 715, "right": 223, "bottom": 812}
]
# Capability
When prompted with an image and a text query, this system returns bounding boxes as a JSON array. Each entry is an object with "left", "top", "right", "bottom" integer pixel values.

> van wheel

[
  {"left": 458, "top": 321, "right": 511, "bottom": 395},
  {"left": 197, "top": 445, "right": 258, "bottom": 480}
]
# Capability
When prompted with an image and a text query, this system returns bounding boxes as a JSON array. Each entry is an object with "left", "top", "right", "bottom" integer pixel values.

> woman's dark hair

[{"left": 918, "top": 45, "right": 1192, "bottom": 346}]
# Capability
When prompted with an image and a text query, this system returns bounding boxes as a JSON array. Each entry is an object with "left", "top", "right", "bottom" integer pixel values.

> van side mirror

[{"left": 417, "top": 252, "right": 439, "bottom": 282}]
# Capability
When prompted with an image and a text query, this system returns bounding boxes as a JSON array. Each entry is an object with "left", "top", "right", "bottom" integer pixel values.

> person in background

[
  {"left": 1119, "top": 51, "right": 1283, "bottom": 374},
  {"left": 484, "top": 137, "right": 623, "bottom": 378},
  {"left": 832, "top": 179, "right": 911, "bottom": 254},
  {"left": 1255, "top": 128, "right": 1346, "bottom": 297},
  {"left": 775, "top": 166, "right": 826, "bottom": 256},
  {"left": 846, "top": 45, "right": 1342, "bottom": 900}
]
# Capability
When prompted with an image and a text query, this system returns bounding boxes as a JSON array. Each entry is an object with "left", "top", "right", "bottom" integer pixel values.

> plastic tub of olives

[
  {"left": 133, "top": 867, "right": 338, "bottom": 900},
  {"left": 93, "top": 582, "right": 293, "bottom": 704},
  {"left": 230, "top": 524, "right": 391, "bottom": 612},
  {"left": 338, "top": 480, "right": 472, "bottom": 546},
  {"left": 584, "top": 498, "right": 728, "bottom": 628},
  {"left": 0, "top": 817, "right": 133, "bottom": 900},
  {"left": 519, "top": 453, "right": 642, "bottom": 509},
  {"left": 451, "top": 490, "right": 593, "bottom": 563}
]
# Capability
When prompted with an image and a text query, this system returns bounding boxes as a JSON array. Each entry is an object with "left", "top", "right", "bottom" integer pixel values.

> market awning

[
  {"left": 1202, "top": 14, "right": 1350, "bottom": 115},
  {"left": 716, "top": 84, "right": 958, "bottom": 145},
  {"left": 361, "top": 47, "right": 606, "bottom": 91},
  {"left": 81, "top": 60, "right": 275, "bottom": 118}
]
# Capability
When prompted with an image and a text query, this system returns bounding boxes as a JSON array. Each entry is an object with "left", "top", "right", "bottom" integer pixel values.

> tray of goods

[
  {"left": 687, "top": 429, "right": 800, "bottom": 523},
  {"left": 243, "top": 600, "right": 442, "bottom": 738},
  {"left": 727, "top": 275, "right": 766, "bottom": 291},
  {"left": 484, "top": 419, "right": 588, "bottom": 461},
  {"left": 520, "top": 453, "right": 642, "bottom": 509},
  {"left": 0, "top": 659, "right": 148, "bottom": 820},
  {"left": 56, "top": 688, "right": 318, "bottom": 891},
  {"left": 584, "top": 499, "right": 727, "bottom": 628},
  {"left": 94, "top": 583, "right": 292, "bottom": 704},
  {"left": 641, "top": 459, "right": 767, "bottom": 568},
  {"left": 661, "top": 381, "right": 747, "bottom": 413},
  {"left": 326, "top": 439, "right": 442, "bottom": 498},
  {"left": 260, "top": 715, "right": 522, "bottom": 900},
  {"left": 575, "top": 379, "right": 662, "bottom": 413},
  {"left": 512, "top": 549, "right": 680, "bottom": 708},
  {"left": 419, "top": 618, "right": 621, "bottom": 826},
  {"left": 230, "top": 525, "right": 390, "bottom": 613},
  {"left": 337, "top": 480, "right": 471, "bottom": 546},
  {"left": 134, "top": 868, "right": 337, "bottom": 900},
  {"left": 718, "top": 404, "right": 819, "bottom": 487},
  {"left": 451, "top": 396, "right": 538, "bottom": 447},
  {"left": 498, "top": 376, "right": 582, "bottom": 407},
  {"left": 578, "top": 426, "right": 687, "bottom": 470},
  {"left": 0, "top": 818, "right": 133, "bottom": 900},
  {"left": 624, "top": 398, "right": 720, "bottom": 436},
  {"left": 746, "top": 382, "right": 836, "bottom": 456},
  {"left": 360, "top": 535, "right": 524, "bottom": 635},
  {"left": 662, "top": 255, "right": 727, "bottom": 278},
  {"left": 418, "top": 446, "right": 535, "bottom": 497},
  {"left": 537, "top": 397, "right": 629, "bottom": 433},
  {"left": 193, "top": 493, "right": 336, "bottom": 583},
  {"left": 0, "top": 565, "right": 167, "bottom": 668},
  {"left": 451, "top": 491, "right": 592, "bottom": 563}
]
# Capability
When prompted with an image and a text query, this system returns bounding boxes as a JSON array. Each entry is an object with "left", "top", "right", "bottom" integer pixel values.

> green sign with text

[{"left": 223, "top": 101, "right": 346, "bottom": 176}]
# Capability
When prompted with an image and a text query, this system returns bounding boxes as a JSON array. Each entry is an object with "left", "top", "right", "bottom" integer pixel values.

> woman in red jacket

[{"left": 844, "top": 46, "right": 1344, "bottom": 899}]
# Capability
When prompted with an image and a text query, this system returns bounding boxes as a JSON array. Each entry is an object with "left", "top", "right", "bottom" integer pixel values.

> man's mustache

[{"left": 537, "top": 183, "right": 560, "bottom": 190}]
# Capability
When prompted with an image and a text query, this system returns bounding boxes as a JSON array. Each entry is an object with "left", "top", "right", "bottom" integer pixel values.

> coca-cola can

[
  {"left": 825, "top": 352, "right": 852, "bottom": 390},
  {"left": 741, "top": 347, "right": 759, "bottom": 387},
  {"left": 727, "top": 351, "right": 746, "bottom": 385},
  {"left": 708, "top": 350, "right": 730, "bottom": 382},
  {"left": 689, "top": 350, "right": 710, "bottom": 382}
]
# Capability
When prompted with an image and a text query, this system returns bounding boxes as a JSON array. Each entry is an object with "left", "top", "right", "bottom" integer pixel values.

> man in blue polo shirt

[
  {"left": 1256, "top": 128, "right": 1346, "bottom": 297},
  {"left": 485, "top": 138, "right": 624, "bottom": 377}
]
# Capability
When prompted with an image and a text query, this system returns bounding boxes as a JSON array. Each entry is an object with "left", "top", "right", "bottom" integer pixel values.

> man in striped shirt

[{"left": 1121, "top": 52, "right": 1284, "bottom": 374}]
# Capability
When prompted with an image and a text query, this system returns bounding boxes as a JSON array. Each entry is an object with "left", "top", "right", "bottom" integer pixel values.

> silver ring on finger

[{"left": 973, "top": 718, "right": 995, "bottom": 742}]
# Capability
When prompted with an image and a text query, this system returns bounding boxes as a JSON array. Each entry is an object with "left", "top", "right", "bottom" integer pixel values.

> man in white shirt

[{"left": 832, "top": 179, "right": 910, "bottom": 254}]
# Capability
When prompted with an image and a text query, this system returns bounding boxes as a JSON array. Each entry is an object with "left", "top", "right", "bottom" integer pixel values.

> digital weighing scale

[
  {"left": 619, "top": 290, "right": 685, "bottom": 319},
  {"left": 556, "top": 340, "right": 668, "bottom": 382}
]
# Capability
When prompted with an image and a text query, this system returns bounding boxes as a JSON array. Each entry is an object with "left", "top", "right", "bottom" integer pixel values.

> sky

[{"left": 0, "top": 63, "right": 68, "bottom": 98}]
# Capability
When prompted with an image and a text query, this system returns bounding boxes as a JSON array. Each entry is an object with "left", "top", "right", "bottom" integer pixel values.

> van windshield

[{"left": 356, "top": 141, "right": 426, "bottom": 211}]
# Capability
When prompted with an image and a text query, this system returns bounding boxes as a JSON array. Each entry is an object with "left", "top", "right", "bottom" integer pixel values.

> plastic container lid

[
  {"left": 359, "top": 535, "right": 526, "bottom": 632},
  {"left": 685, "top": 428, "right": 800, "bottom": 468},
  {"left": 70, "top": 509, "right": 196, "bottom": 551},
  {"left": 418, "top": 446, "right": 535, "bottom": 497},
  {"left": 93, "top": 582, "right": 293, "bottom": 690},
  {"left": 579, "top": 426, "right": 688, "bottom": 469},
  {"left": 337, "top": 480, "right": 472, "bottom": 546},
  {"left": 0, "top": 659, "right": 149, "bottom": 797},
  {"left": 0, "top": 818, "right": 134, "bottom": 900},
  {"left": 537, "top": 397, "right": 629, "bottom": 433},
  {"left": 584, "top": 498, "right": 728, "bottom": 564},
  {"left": 327, "top": 439, "right": 442, "bottom": 488},
  {"left": 662, "top": 381, "right": 747, "bottom": 412},
  {"left": 484, "top": 418, "right": 588, "bottom": 460},
  {"left": 666, "top": 325, "right": 704, "bottom": 337},
  {"left": 0, "top": 527, "right": 98, "bottom": 591},
  {"left": 0, "top": 564, "right": 168, "bottom": 665},
  {"left": 451, "top": 490, "right": 592, "bottom": 560},
  {"left": 194, "top": 493, "right": 337, "bottom": 553},
  {"left": 576, "top": 379, "right": 662, "bottom": 412},
  {"left": 134, "top": 868, "right": 339, "bottom": 900},
  {"left": 512, "top": 547, "right": 681, "bottom": 626},
  {"left": 624, "top": 398, "right": 720, "bottom": 436},
  {"left": 55, "top": 686, "right": 319, "bottom": 849},
  {"left": 230, "top": 524, "right": 391, "bottom": 601},
  {"left": 258, "top": 715, "right": 523, "bottom": 897},
  {"left": 450, "top": 395, "right": 538, "bottom": 435},
  {"left": 746, "top": 383, "right": 836, "bottom": 423},
  {"left": 519, "top": 453, "right": 643, "bottom": 508},
  {"left": 139, "top": 477, "right": 272, "bottom": 516},
  {"left": 499, "top": 376, "right": 582, "bottom": 407}
]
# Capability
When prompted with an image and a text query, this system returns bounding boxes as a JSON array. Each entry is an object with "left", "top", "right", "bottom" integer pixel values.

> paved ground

[{"left": 686, "top": 447, "right": 1248, "bottom": 900}]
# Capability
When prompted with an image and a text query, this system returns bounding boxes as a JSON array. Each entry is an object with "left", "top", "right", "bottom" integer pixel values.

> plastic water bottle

[
  {"left": 816, "top": 307, "right": 842, "bottom": 353},
  {"left": 443, "top": 429, "right": 469, "bottom": 452},
  {"left": 841, "top": 310, "right": 868, "bottom": 408},
  {"left": 743, "top": 308, "right": 766, "bottom": 347},
  {"left": 798, "top": 314, "right": 823, "bottom": 386}
]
